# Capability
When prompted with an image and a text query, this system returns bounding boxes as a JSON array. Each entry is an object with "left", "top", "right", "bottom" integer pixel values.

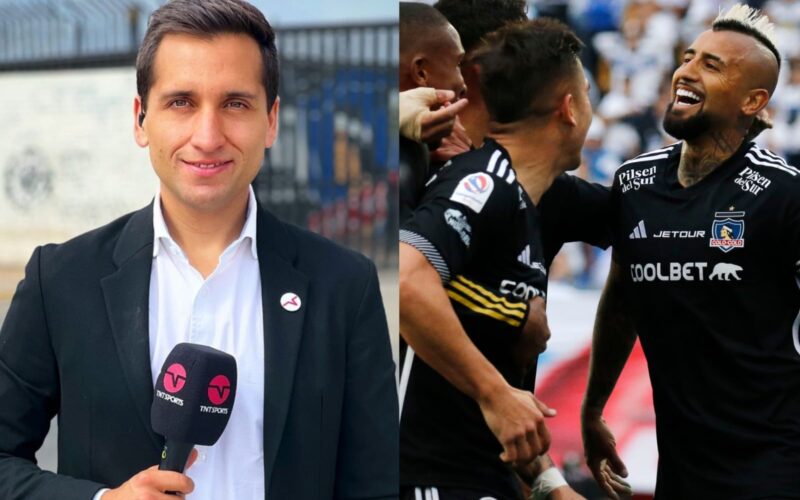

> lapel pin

[{"left": 280, "top": 292, "right": 302, "bottom": 312}]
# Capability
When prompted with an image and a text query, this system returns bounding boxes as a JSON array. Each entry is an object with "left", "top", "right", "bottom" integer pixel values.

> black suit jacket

[{"left": 0, "top": 203, "right": 399, "bottom": 499}]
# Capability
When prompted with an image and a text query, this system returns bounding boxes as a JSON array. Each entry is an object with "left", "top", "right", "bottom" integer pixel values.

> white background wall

[{"left": 0, "top": 68, "right": 157, "bottom": 266}]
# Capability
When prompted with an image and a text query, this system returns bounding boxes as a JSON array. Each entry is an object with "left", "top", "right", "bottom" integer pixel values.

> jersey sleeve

[
  {"left": 609, "top": 167, "right": 625, "bottom": 263},
  {"left": 785, "top": 185, "right": 800, "bottom": 274},
  {"left": 401, "top": 168, "right": 516, "bottom": 283},
  {"left": 539, "top": 174, "right": 612, "bottom": 266}
]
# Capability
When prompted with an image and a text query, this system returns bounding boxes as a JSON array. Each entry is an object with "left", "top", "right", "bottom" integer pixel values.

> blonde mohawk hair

[{"left": 712, "top": 3, "right": 780, "bottom": 66}]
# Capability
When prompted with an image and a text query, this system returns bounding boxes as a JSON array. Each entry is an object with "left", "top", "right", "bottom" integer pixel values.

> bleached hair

[{"left": 712, "top": 3, "right": 780, "bottom": 66}]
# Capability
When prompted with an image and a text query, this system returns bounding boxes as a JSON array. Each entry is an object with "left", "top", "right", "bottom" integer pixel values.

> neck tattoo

[{"left": 678, "top": 131, "right": 739, "bottom": 187}]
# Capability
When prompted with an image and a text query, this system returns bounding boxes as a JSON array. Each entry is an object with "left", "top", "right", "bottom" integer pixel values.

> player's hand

[
  {"left": 515, "top": 296, "right": 550, "bottom": 372},
  {"left": 581, "top": 412, "right": 631, "bottom": 499},
  {"left": 101, "top": 449, "right": 198, "bottom": 499},
  {"left": 479, "top": 385, "right": 556, "bottom": 466},
  {"left": 546, "top": 485, "right": 586, "bottom": 500},
  {"left": 399, "top": 87, "right": 469, "bottom": 146},
  {"left": 430, "top": 114, "right": 472, "bottom": 163}
]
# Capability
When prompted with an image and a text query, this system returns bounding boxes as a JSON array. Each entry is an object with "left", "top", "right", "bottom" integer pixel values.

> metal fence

[
  {"left": 258, "top": 24, "right": 399, "bottom": 268},
  {"left": 0, "top": 0, "right": 158, "bottom": 70},
  {"left": 0, "top": 0, "right": 399, "bottom": 269}
]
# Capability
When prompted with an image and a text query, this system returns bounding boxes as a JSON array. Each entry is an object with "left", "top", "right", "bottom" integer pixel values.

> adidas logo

[
  {"left": 629, "top": 220, "right": 647, "bottom": 239},
  {"left": 517, "top": 245, "right": 547, "bottom": 274}
]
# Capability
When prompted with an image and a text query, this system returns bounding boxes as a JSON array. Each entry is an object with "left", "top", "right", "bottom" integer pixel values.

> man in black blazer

[{"left": 0, "top": 1, "right": 398, "bottom": 499}]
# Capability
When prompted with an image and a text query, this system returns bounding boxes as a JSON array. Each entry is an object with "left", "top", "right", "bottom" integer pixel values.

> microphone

[{"left": 151, "top": 343, "right": 237, "bottom": 473}]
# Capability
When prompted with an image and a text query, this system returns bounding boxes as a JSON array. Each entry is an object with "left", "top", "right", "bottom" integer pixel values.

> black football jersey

[
  {"left": 400, "top": 139, "right": 547, "bottom": 499},
  {"left": 611, "top": 141, "right": 800, "bottom": 498}
]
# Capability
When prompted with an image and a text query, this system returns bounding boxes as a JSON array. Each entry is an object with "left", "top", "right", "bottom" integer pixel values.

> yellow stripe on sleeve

[{"left": 446, "top": 289, "right": 522, "bottom": 328}]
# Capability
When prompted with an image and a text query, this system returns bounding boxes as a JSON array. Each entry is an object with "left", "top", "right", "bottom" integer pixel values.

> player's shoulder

[
  {"left": 424, "top": 142, "right": 520, "bottom": 213},
  {"left": 740, "top": 142, "right": 800, "bottom": 187},
  {"left": 615, "top": 142, "right": 679, "bottom": 178},
  {"left": 433, "top": 141, "right": 518, "bottom": 187}
]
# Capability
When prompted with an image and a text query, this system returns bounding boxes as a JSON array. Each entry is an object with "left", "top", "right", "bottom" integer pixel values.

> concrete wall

[{"left": 0, "top": 68, "right": 157, "bottom": 267}]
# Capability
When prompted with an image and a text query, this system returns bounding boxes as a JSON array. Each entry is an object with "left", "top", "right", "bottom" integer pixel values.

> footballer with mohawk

[{"left": 581, "top": 4, "right": 800, "bottom": 499}]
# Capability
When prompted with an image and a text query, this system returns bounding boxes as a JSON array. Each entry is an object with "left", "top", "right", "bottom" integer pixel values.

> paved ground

[{"left": 0, "top": 266, "right": 399, "bottom": 473}]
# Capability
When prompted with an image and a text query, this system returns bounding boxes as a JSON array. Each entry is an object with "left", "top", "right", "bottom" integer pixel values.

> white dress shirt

[{"left": 94, "top": 187, "right": 265, "bottom": 499}]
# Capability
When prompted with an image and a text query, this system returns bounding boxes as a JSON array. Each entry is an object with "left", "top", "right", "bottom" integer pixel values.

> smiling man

[
  {"left": 0, "top": 1, "right": 398, "bottom": 499},
  {"left": 580, "top": 4, "right": 800, "bottom": 498}
]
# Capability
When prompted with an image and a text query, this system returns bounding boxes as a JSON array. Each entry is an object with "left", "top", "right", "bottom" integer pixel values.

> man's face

[
  {"left": 663, "top": 30, "right": 752, "bottom": 140},
  {"left": 134, "top": 33, "right": 278, "bottom": 214},
  {"left": 424, "top": 24, "right": 467, "bottom": 99}
]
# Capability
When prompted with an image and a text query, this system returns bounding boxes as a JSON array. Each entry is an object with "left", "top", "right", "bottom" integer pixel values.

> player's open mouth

[{"left": 673, "top": 87, "right": 704, "bottom": 109}]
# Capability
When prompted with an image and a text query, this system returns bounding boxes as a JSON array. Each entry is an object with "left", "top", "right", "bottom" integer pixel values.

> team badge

[
  {"left": 709, "top": 211, "right": 745, "bottom": 253},
  {"left": 450, "top": 173, "right": 494, "bottom": 213}
]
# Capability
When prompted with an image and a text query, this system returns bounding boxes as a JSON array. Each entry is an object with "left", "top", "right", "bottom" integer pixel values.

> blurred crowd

[{"left": 531, "top": 0, "right": 800, "bottom": 286}]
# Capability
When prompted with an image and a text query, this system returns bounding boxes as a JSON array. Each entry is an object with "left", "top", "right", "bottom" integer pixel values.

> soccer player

[
  {"left": 400, "top": 19, "right": 593, "bottom": 500},
  {"left": 433, "top": 0, "right": 527, "bottom": 148},
  {"left": 434, "top": 2, "right": 614, "bottom": 493},
  {"left": 399, "top": 2, "right": 468, "bottom": 223},
  {"left": 581, "top": 4, "right": 800, "bottom": 498}
]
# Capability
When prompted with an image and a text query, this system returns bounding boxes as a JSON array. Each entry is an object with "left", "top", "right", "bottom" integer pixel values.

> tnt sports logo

[
  {"left": 709, "top": 211, "right": 745, "bottom": 253},
  {"left": 208, "top": 375, "right": 231, "bottom": 405},
  {"left": 164, "top": 363, "right": 187, "bottom": 394}
]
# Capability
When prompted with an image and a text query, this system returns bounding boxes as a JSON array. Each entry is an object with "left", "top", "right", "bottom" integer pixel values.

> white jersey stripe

[
  {"left": 506, "top": 169, "right": 516, "bottom": 184},
  {"left": 751, "top": 148, "right": 800, "bottom": 175},
  {"left": 425, "top": 174, "right": 438, "bottom": 187},
  {"left": 431, "top": 487, "right": 440, "bottom": 500},
  {"left": 793, "top": 275, "right": 800, "bottom": 357},
  {"left": 745, "top": 153, "right": 798, "bottom": 176},
  {"left": 400, "top": 230, "right": 451, "bottom": 283},
  {"left": 486, "top": 150, "right": 502, "bottom": 173},
  {"left": 496, "top": 159, "right": 509, "bottom": 178},
  {"left": 415, "top": 488, "right": 423, "bottom": 500},
  {"left": 632, "top": 144, "right": 677, "bottom": 157},
  {"left": 424, "top": 488, "right": 433, "bottom": 500},
  {"left": 750, "top": 146, "right": 788, "bottom": 165},
  {"left": 758, "top": 146, "right": 792, "bottom": 164},
  {"left": 398, "top": 347, "right": 415, "bottom": 418},
  {"left": 621, "top": 153, "right": 669, "bottom": 166}
]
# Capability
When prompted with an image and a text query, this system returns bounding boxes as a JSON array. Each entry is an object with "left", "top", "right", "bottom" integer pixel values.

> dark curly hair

[{"left": 434, "top": 0, "right": 527, "bottom": 53}]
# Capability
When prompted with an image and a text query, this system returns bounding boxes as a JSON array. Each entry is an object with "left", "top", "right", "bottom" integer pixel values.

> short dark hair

[
  {"left": 400, "top": 2, "right": 451, "bottom": 57},
  {"left": 472, "top": 19, "right": 583, "bottom": 123},
  {"left": 136, "top": 0, "right": 279, "bottom": 111},
  {"left": 434, "top": 0, "right": 527, "bottom": 54}
]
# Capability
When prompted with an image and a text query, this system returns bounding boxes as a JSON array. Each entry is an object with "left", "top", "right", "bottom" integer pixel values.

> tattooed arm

[{"left": 580, "top": 256, "right": 635, "bottom": 499}]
